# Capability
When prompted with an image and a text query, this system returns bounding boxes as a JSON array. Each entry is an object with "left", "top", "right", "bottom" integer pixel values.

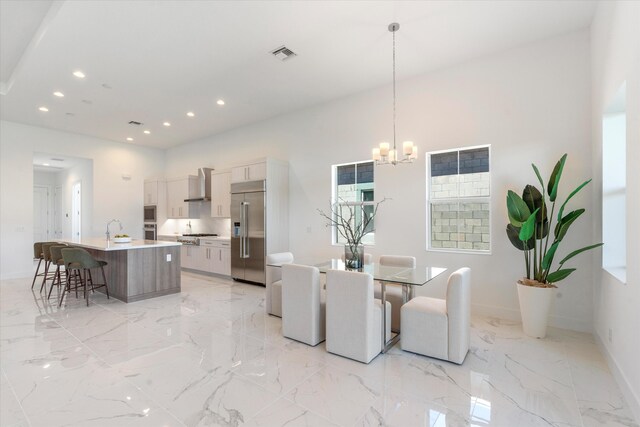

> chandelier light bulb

[
  {"left": 372, "top": 148, "right": 381, "bottom": 161},
  {"left": 379, "top": 142, "right": 390, "bottom": 157}
]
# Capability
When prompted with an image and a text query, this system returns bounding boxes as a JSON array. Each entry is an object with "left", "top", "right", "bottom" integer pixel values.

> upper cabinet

[
  {"left": 231, "top": 162, "right": 267, "bottom": 183},
  {"left": 166, "top": 176, "right": 199, "bottom": 219},
  {"left": 144, "top": 180, "right": 159, "bottom": 205},
  {"left": 211, "top": 171, "right": 231, "bottom": 218}
]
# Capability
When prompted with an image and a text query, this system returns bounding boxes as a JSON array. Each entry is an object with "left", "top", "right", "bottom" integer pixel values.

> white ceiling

[{"left": 0, "top": 0, "right": 597, "bottom": 149}]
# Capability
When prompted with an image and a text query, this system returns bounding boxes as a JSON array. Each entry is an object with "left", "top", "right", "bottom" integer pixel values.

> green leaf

[
  {"left": 546, "top": 268, "right": 576, "bottom": 283},
  {"left": 507, "top": 190, "right": 531, "bottom": 227},
  {"left": 519, "top": 208, "right": 539, "bottom": 241},
  {"left": 557, "top": 179, "right": 592, "bottom": 222},
  {"left": 506, "top": 224, "right": 533, "bottom": 250},
  {"left": 522, "top": 185, "right": 547, "bottom": 223},
  {"left": 554, "top": 209, "right": 585, "bottom": 241},
  {"left": 559, "top": 243, "right": 604, "bottom": 266},
  {"left": 531, "top": 163, "right": 545, "bottom": 194},
  {"left": 542, "top": 241, "right": 559, "bottom": 270},
  {"left": 548, "top": 154, "right": 567, "bottom": 202},
  {"left": 536, "top": 219, "right": 549, "bottom": 239}
]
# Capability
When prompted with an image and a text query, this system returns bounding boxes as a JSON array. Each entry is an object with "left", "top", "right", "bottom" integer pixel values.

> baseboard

[
  {"left": 595, "top": 332, "right": 640, "bottom": 424},
  {"left": 471, "top": 303, "right": 592, "bottom": 333}
]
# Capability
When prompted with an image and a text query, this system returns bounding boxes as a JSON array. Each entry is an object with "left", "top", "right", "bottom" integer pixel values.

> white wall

[
  {"left": 591, "top": 1, "right": 640, "bottom": 420},
  {"left": 0, "top": 121, "right": 165, "bottom": 279},
  {"left": 166, "top": 31, "right": 594, "bottom": 331}
]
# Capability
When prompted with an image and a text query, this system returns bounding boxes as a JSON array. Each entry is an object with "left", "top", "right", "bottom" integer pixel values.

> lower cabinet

[
  {"left": 201, "top": 240, "right": 231, "bottom": 276},
  {"left": 181, "top": 245, "right": 203, "bottom": 270},
  {"left": 181, "top": 241, "right": 230, "bottom": 276}
]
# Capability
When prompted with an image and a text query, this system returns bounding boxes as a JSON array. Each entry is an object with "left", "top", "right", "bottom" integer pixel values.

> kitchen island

[{"left": 57, "top": 238, "right": 182, "bottom": 303}]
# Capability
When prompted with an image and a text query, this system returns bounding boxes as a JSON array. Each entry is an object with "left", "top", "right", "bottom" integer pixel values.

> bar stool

[
  {"left": 60, "top": 248, "right": 110, "bottom": 307},
  {"left": 39, "top": 243, "right": 59, "bottom": 293},
  {"left": 31, "top": 242, "right": 46, "bottom": 289},
  {"left": 47, "top": 245, "right": 68, "bottom": 300}
]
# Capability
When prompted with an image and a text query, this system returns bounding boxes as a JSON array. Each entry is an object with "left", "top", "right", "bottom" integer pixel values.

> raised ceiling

[{"left": 0, "top": 0, "right": 597, "bottom": 149}]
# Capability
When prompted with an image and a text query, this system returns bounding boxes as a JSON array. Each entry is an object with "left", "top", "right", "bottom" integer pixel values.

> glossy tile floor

[{"left": 1, "top": 272, "right": 638, "bottom": 427}]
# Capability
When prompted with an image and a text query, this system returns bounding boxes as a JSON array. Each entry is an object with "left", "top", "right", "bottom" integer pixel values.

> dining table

[{"left": 266, "top": 258, "right": 447, "bottom": 353}]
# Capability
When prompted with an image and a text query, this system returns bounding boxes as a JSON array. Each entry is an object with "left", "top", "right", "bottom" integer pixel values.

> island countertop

[{"left": 57, "top": 238, "right": 182, "bottom": 251}]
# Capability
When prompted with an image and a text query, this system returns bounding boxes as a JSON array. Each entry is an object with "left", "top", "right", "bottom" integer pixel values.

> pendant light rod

[
  {"left": 372, "top": 22, "right": 417, "bottom": 166},
  {"left": 390, "top": 22, "right": 398, "bottom": 153}
]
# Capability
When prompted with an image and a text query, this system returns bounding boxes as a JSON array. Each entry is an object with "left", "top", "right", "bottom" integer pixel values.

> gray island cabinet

[{"left": 58, "top": 238, "right": 182, "bottom": 303}]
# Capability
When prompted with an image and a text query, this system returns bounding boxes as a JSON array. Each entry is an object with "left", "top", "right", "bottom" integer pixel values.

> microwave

[{"left": 144, "top": 205, "right": 157, "bottom": 222}]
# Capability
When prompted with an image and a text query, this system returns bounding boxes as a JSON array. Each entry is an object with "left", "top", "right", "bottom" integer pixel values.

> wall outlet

[
  {"left": 306, "top": 226, "right": 312, "bottom": 233},
  {"left": 608, "top": 328, "right": 613, "bottom": 343},
  {"left": 166, "top": 254, "right": 172, "bottom": 262}
]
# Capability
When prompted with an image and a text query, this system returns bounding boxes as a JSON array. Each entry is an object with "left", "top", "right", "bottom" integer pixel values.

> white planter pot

[{"left": 516, "top": 282, "right": 556, "bottom": 338}]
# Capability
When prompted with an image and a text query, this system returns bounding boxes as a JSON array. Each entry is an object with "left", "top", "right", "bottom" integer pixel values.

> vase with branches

[{"left": 318, "top": 198, "right": 387, "bottom": 268}]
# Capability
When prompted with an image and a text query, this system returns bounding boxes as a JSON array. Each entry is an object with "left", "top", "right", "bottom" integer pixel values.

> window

[
  {"left": 602, "top": 82, "right": 626, "bottom": 283},
  {"left": 427, "top": 146, "right": 491, "bottom": 252},
  {"left": 332, "top": 161, "right": 375, "bottom": 245}
]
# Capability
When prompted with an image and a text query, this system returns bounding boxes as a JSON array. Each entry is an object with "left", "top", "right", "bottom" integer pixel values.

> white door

[
  {"left": 33, "top": 186, "right": 49, "bottom": 243},
  {"left": 53, "top": 186, "right": 62, "bottom": 238},
  {"left": 72, "top": 181, "right": 81, "bottom": 239}
]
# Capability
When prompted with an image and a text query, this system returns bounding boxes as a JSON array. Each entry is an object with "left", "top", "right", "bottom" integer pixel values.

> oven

[
  {"left": 144, "top": 205, "right": 157, "bottom": 222},
  {"left": 144, "top": 223, "right": 157, "bottom": 240}
]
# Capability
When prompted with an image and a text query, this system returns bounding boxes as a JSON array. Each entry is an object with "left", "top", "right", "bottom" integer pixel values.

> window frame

[
  {"left": 331, "top": 160, "right": 376, "bottom": 246},
  {"left": 425, "top": 144, "right": 492, "bottom": 255}
]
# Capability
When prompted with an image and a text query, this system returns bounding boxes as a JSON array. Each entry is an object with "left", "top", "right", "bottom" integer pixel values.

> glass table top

[{"left": 267, "top": 258, "right": 447, "bottom": 286}]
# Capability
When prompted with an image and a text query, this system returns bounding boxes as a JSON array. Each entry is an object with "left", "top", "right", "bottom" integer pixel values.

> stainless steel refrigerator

[{"left": 231, "top": 180, "right": 266, "bottom": 285}]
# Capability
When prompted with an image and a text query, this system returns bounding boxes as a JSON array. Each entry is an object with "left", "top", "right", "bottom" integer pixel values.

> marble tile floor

[{"left": 1, "top": 272, "right": 637, "bottom": 427}]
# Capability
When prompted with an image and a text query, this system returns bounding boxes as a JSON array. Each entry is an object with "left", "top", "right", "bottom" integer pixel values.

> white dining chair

[
  {"left": 265, "top": 252, "right": 294, "bottom": 317},
  {"left": 326, "top": 269, "right": 391, "bottom": 364},
  {"left": 375, "top": 255, "right": 416, "bottom": 332},
  {"left": 282, "top": 263, "right": 325, "bottom": 346},
  {"left": 401, "top": 267, "right": 471, "bottom": 364}
]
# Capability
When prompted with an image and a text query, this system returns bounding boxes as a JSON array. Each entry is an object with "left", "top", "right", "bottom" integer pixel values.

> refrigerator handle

[
  {"left": 239, "top": 202, "right": 245, "bottom": 258},
  {"left": 243, "top": 202, "right": 250, "bottom": 258}
]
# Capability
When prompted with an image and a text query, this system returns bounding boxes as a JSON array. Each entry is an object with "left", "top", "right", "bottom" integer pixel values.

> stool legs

[
  {"left": 100, "top": 266, "right": 110, "bottom": 300},
  {"left": 39, "top": 260, "right": 51, "bottom": 292},
  {"left": 31, "top": 258, "right": 43, "bottom": 289}
]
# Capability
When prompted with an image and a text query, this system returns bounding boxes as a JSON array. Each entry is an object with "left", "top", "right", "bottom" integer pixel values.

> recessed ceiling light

[
  {"left": 73, "top": 70, "right": 85, "bottom": 79},
  {"left": 163, "top": 122, "right": 171, "bottom": 127},
  {"left": 126, "top": 137, "right": 133, "bottom": 141},
  {"left": 38, "top": 106, "right": 49, "bottom": 112},
  {"left": 216, "top": 99, "right": 225, "bottom": 106},
  {"left": 187, "top": 112, "right": 195, "bottom": 117},
  {"left": 53, "top": 91, "right": 64, "bottom": 97},
  {"left": 143, "top": 130, "right": 151, "bottom": 134},
  {"left": 43, "top": 163, "right": 50, "bottom": 166}
]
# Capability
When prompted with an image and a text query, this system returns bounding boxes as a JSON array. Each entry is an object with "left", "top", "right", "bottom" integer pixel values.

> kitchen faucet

[{"left": 106, "top": 219, "right": 123, "bottom": 240}]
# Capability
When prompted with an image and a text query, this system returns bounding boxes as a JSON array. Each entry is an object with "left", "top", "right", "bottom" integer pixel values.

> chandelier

[{"left": 372, "top": 23, "right": 417, "bottom": 166}]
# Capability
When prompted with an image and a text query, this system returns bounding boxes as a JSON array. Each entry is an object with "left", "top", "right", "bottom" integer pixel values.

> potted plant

[
  {"left": 506, "top": 153, "right": 602, "bottom": 338},
  {"left": 318, "top": 198, "right": 386, "bottom": 269}
]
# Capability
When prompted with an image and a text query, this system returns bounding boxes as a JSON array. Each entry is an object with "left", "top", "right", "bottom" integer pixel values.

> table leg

[{"left": 381, "top": 280, "right": 386, "bottom": 353}]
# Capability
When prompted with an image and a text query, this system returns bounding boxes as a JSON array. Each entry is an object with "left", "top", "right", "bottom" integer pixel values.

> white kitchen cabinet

[
  {"left": 211, "top": 171, "right": 231, "bottom": 218},
  {"left": 200, "top": 239, "right": 231, "bottom": 276},
  {"left": 166, "top": 176, "right": 198, "bottom": 219},
  {"left": 231, "top": 162, "right": 267, "bottom": 183},
  {"left": 144, "top": 180, "right": 158, "bottom": 205},
  {"left": 181, "top": 245, "right": 203, "bottom": 270}
]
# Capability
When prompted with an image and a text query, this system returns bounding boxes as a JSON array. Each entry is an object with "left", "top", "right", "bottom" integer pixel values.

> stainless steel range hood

[{"left": 184, "top": 167, "right": 214, "bottom": 202}]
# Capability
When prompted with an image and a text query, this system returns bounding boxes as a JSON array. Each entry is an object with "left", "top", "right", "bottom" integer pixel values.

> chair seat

[{"left": 401, "top": 296, "right": 448, "bottom": 360}]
